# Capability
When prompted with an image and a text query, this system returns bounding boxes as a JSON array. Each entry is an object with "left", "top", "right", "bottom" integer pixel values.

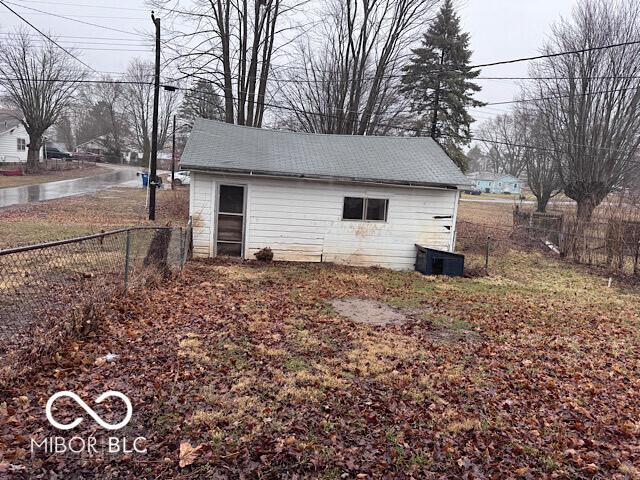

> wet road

[{"left": 0, "top": 167, "right": 139, "bottom": 208}]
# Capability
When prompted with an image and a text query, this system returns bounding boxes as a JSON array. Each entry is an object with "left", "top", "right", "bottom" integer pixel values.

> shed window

[
  {"left": 343, "top": 197, "right": 388, "bottom": 221},
  {"left": 219, "top": 185, "right": 244, "bottom": 214},
  {"left": 17, "top": 138, "right": 26, "bottom": 151}
]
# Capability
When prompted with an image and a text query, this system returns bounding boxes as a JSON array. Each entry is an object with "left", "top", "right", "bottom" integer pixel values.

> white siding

[
  {"left": 191, "top": 174, "right": 459, "bottom": 270},
  {"left": 189, "top": 172, "right": 215, "bottom": 258},
  {"left": 0, "top": 125, "right": 29, "bottom": 163}
]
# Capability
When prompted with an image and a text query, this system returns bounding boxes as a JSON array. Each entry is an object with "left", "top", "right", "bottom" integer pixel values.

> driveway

[{"left": 0, "top": 164, "right": 140, "bottom": 208}]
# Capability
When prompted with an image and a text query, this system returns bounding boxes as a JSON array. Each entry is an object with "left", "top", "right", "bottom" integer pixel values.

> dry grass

[
  {"left": 0, "top": 164, "right": 106, "bottom": 189},
  {"left": 0, "top": 187, "right": 189, "bottom": 248}
]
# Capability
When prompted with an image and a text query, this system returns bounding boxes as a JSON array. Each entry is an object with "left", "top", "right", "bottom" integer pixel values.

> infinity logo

[{"left": 45, "top": 391, "right": 133, "bottom": 431}]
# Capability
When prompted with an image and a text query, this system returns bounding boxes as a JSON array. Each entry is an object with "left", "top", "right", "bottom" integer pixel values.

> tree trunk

[
  {"left": 576, "top": 197, "right": 597, "bottom": 223},
  {"left": 142, "top": 136, "right": 151, "bottom": 166},
  {"left": 26, "top": 133, "right": 42, "bottom": 173},
  {"left": 536, "top": 196, "right": 550, "bottom": 213},
  {"left": 569, "top": 197, "right": 598, "bottom": 261}
]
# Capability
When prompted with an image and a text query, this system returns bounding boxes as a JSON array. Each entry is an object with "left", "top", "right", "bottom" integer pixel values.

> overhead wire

[
  {"left": 0, "top": 0, "right": 97, "bottom": 72},
  {"left": 2, "top": 1, "right": 150, "bottom": 38}
]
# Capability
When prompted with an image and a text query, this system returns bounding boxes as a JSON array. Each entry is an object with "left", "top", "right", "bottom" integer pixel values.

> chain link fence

[{"left": 0, "top": 224, "right": 191, "bottom": 361}]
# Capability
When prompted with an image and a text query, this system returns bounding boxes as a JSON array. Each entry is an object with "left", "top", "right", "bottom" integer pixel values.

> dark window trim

[{"left": 342, "top": 196, "right": 389, "bottom": 223}]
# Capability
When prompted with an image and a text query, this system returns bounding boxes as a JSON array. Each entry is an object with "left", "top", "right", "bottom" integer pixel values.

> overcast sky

[{"left": 1, "top": 0, "right": 577, "bottom": 126}]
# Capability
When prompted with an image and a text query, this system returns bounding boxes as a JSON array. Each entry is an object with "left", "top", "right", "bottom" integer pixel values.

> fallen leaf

[{"left": 179, "top": 442, "right": 203, "bottom": 468}]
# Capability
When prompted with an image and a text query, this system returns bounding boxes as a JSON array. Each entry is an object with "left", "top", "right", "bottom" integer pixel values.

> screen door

[{"left": 216, "top": 185, "right": 245, "bottom": 257}]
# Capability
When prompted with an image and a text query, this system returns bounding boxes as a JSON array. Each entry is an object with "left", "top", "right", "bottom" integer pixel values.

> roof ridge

[{"left": 195, "top": 118, "right": 438, "bottom": 141}]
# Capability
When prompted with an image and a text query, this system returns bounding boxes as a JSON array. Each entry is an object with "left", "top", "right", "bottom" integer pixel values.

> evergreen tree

[
  {"left": 401, "top": 0, "right": 484, "bottom": 171},
  {"left": 179, "top": 80, "right": 224, "bottom": 127}
]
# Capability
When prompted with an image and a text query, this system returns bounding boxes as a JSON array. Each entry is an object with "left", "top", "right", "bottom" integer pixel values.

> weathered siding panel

[
  {"left": 190, "top": 174, "right": 458, "bottom": 270},
  {"left": 0, "top": 125, "right": 29, "bottom": 163},
  {"left": 190, "top": 172, "right": 215, "bottom": 257}
]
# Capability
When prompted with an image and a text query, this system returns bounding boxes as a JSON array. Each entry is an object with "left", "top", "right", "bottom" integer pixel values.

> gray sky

[
  {"left": 459, "top": 0, "right": 576, "bottom": 122},
  {"left": 1, "top": 0, "right": 577, "bottom": 124}
]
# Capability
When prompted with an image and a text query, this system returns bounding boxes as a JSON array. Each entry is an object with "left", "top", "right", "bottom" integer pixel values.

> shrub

[{"left": 254, "top": 247, "right": 274, "bottom": 262}]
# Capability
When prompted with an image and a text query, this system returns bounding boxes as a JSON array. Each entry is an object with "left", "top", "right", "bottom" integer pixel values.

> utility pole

[
  {"left": 149, "top": 11, "right": 161, "bottom": 221},
  {"left": 171, "top": 115, "right": 176, "bottom": 190}
]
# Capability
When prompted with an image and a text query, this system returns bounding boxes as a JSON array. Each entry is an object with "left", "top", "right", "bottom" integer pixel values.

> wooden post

[{"left": 149, "top": 12, "right": 161, "bottom": 221}]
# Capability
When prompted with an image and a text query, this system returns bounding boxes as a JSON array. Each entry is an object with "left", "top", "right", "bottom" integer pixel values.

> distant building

[
  {"left": 467, "top": 172, "right": 522, "bottom": 194},
  {"left": 75, "top": 136, "right": 142, "bottom": 164},
  {"left": 0, "top": 110, "right": 30, "bottom": 163}
]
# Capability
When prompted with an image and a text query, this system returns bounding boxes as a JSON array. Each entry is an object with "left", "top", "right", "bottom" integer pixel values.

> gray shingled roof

[{"left": 181, "top": 119, "right": 472, "bottom": 189}]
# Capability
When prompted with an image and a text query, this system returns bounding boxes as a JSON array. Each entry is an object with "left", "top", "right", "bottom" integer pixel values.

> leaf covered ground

[{"left": 1, "top": 251, "right": 639, "bottom": 479}]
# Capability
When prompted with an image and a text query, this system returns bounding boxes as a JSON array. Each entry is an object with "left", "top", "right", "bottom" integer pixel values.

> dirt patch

[{"left": 330, "top": 298, "right": 408, "bottom": 326}]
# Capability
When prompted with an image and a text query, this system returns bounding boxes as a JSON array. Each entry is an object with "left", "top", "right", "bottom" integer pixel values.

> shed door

[{"left": 216, "top": 185, "right": 245, "bottom": 257}]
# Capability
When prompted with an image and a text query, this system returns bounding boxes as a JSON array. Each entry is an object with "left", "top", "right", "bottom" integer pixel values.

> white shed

[{"left": 181, "top": 120, "right": 472, "bottom": 270}]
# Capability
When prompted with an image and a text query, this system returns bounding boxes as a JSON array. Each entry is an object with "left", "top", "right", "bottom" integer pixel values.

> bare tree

[
  {"left": 519, "top": 108, "right": 562, "bottom": 212},
  {"left": 125, "top": 59, "right": 177, "bottom": 164},
  {"left": 76, "top": 77, "right": 130, "bottom": 160},
  {"left": 150, "top": 0, "right": 304, "bottom": 127},
  {"left": 531, "top": 0, "right": 640, "bottom": 222},
  {"left": 278, "top": 0, "right": 438, "bottom": 135},
  {"left": 476, "top": 113, "right": 527, "bottom": 177},
  {"left": 0, "top": 30, "right": 85, "bottom": 172},
  {"left": 55, "top": 115, "right": 76, "bottom": 151}
]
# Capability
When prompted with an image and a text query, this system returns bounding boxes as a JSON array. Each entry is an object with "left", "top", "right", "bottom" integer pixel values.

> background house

[
  {"left": 75, "top": 136, "right": 143, "bottom": 164},
  {"left": 0, "top": 109, "right": 29, "bottom": 163},
  {"left": 181, "top": 119, "right": 472, "bottom": 270},
  {"left": 467, "top": 172, "right": 522, "bottom": 194}
]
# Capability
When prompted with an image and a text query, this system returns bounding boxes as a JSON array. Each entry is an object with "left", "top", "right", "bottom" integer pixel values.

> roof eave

[{"left": 181, "top": 165, "right": 472, "bottom": 190}]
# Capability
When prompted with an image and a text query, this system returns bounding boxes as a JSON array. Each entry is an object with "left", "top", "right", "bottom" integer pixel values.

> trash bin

[
  {"left": 415, "top": 245, "right": 464, "bottom": 277},
  {"left": 141, "top": 173, "right": 149, "bottom": 187}
]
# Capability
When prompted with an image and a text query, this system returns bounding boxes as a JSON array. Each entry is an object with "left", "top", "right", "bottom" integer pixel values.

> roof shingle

[{"left": 181, "top": 119, "right": 472, "bottom": 188}]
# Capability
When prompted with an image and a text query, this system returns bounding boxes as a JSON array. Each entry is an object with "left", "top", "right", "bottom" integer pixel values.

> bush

[{"left": 254, "top": 247, "right": 274, "bottom": 262}]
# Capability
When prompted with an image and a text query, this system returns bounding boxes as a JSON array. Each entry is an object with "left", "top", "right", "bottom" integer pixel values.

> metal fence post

[
  {"left": 179, "top": 227, "right": 185, "bottom": 271},
  {"left": 124, "top": 229, "right": 131, "bottom": 291},
  {"left": 181, "top": 219, "right": 192, "bottom": 269},
  {"left": 485, "top": 236, "right": 491, "bottom": 273}
]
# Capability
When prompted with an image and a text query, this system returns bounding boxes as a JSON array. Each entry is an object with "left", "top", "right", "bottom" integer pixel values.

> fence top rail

[{"left": 0, "top": 225, "right": 183, "bottom": 257}]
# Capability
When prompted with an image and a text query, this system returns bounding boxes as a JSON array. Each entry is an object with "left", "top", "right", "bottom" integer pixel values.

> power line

[
  {"left": 1, "top": 73, "right": 629, "bottom": 154},
  {"left": 0, "top": 33, "right": 142, "bottom": 41},
  {"left": 0, "top": 37, "right": 150, "bottom": 47},
  {"left": 0, "top": 42, "right": 151, "bottom": 52},
  {"left": 173, "top": 86, "right": 636, "bottom": 155},
  {"left": 0, "top": 74, "right": 640, "bottom": 124},
  {"left": 3, "top": 10, "right": 146, "bottom": 20},
  {"left": 477, "top": 75, "right": 640, "bottom": 81},
  {"left": 485, "top": 84, "right": 640, "bottom": 107},
  {"left": 470, "top": 40, "right": 640, "bottom": 69},
  {"left": 0, "top": 0, "right": 97, "bottom": 73},
  {"left": 11, "top": 0, "right": 148, "bottom": 11},
  {"left": 3, "top": 1, "right": 150, "bottom": 38},
  {"left": 230, "top": 38, "right": 640, "bottom": 83}
]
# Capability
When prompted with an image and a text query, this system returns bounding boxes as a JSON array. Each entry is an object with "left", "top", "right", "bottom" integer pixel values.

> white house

[
  {"left": 0, "top": 110, "right": 29, "bottom": 163},
  {"left": 181, "top": 119, "right": 472, "bottom": 270}
]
